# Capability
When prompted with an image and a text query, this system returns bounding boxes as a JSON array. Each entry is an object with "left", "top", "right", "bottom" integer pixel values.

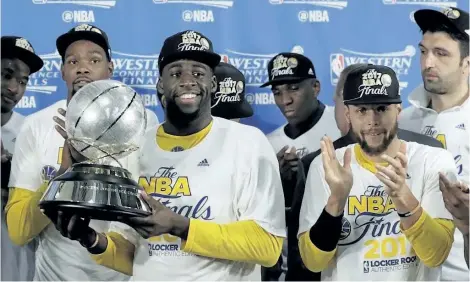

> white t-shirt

[
  {"left": 298, "top": 142, "right": 457, "bottom": 281},
  {"left": 2, "top": 111, "right": 25, "bottom": 152},
  {"left": 399, "top": 85, "right": 470, "bottom": 281},
  {"left": 8, "top": 99, "right": 159, "bottom": 281},
  {"left": 1, "top": 110, "right": 36, "bottom": 282},
  {"left": 267, "top": 106, "right": 341, "bottom": 158},
  {"left": 109, "top": 117, "right": 287, "bottom": 281}
]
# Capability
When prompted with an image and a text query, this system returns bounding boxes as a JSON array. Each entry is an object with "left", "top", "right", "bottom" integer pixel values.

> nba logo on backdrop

[
  {"left": 152, "top": 0, "right": 234, "bottom": 22},
  {"left": 269, "top": 0, "right": 348, "bottom": 23},
  {"left": 330, "top": 54, "right": 345, "bottom": 85}
]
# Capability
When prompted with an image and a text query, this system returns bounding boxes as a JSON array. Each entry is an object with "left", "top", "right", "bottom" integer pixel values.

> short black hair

[{"left": 422, "top": 24, "right": 469, "bottom": 60}]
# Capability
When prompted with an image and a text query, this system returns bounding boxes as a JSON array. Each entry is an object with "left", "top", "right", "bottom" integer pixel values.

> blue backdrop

[{"left": 2, "top": 0, "right": 468, "bottom": 134}]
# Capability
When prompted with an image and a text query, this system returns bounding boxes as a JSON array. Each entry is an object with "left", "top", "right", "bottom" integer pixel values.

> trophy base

[
  {"left": 39, "top": 163, "right": 153, "bottom": 222},
  {"left": 40, "top": 201, "right": 151, "bottom": 222}
]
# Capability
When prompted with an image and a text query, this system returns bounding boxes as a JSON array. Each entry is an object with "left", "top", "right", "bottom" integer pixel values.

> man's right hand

[
  {"left": 320, "top": 136, "right": 353, "bottom": 216},
  {"left": 1, "top": 141, "right": 12, "bottom": 163},
  {"left": 42, "top": 208, "right": 98, "bottom": 248},
  {"left": 277, "top": 145, "right": 299, "bottom": 181}
]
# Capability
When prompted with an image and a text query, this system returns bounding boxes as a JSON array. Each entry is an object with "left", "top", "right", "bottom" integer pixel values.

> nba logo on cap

[{"left": 330, "top": 53, "right": 345, "bottom": 85}]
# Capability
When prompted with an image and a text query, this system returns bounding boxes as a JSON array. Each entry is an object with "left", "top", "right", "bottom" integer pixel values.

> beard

[
  {"left": 352, "top": 122, "right": 398, "bottom": 156},
  {"left": 422, "top": 68, "right": 461, "bottom": 95},
  {"left": 423, "top": 77, "right": 448, "bottom": 95},
  {"left": 1, "top": 105, "right": 10, "bottom": 113},
  {"left": 165, "top": 86, "right": 210, "bottom": 127}
]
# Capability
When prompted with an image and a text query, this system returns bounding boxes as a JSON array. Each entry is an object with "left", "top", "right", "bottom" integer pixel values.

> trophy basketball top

[{"left": 65, "top": 79, "right": 148, "bottom": 166}]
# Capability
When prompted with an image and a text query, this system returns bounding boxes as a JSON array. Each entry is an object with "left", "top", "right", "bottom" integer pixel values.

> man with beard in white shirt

[
  {"left": 5, "top": 24, "right": 158, "bottom": 281},
  {"left": 299, "top": 64, "right": 456, "bottom": 281},
  {"left": 1, "top": 35, "right": 44, "bottom": 281},
  {"left": 399, "top": 7, "right": 470, "bottom": 280}
]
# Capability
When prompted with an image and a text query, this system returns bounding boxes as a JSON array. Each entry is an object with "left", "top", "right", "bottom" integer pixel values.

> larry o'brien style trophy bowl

[{"left": 39, "top": 80, "right": 152, "bottom": 221}]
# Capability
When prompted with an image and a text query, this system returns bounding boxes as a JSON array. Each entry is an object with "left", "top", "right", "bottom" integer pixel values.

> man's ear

[
  {"left": 345, "top": 105, "right": 351, "bottom": 125},
  {"left": 108, "top": 60, "right": 114, "bottom": 76},
  {"left": 462, "top": 55, "right": 470, "bottom": 74},
  {"left": 61, "top": 63, "right": 65, "bottom": 81},
  {"left": 157, "top": 79, "right": 164, "bottom": 94},
  {"left": 161, "top": 95, "right": 167, "bottom": 108},
  {"left": 211, "top": 75, "right": 217, "bottom": 93}
]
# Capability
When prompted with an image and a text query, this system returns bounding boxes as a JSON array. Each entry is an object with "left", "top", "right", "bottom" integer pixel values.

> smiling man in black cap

[
  {"left": 298, "top": 64, "right": 457, "bottom": 281},
  {"left": 49, "top": 29, "right": 285, "bottom": 281},
  {"left": 5, "top": 24, "right": 157, "bottom": 281},
  {"left": 1, "top": 35, "right": 43, "bottom": 282},
  {"left": 157, "top": 61, "right": 253, "bottom": 122},
  {"left": 399, "top": 7, "right": 470, "bottom": 279}
]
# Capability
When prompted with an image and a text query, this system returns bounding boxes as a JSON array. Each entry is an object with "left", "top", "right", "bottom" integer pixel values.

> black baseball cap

[
  {"left": 158, "top": 30, "right": 221, "bottom": 74},
  {"left": 414, "top": 7, "right": 469, "bottom": 39},
  {"left": 56, "top": 24, "right": 111, "bottom": 61},
  {"left": 1, "top": 36, "right": 44, "bottom": 74},
  {"left": 211, "top": 62, "right": 253, "bottom": 119},
  {"left": 343, "top": 64, "right": 401, "bottom": 105},
  {"left": 260, "top": 52, "right": 316, "bottom": 88}
]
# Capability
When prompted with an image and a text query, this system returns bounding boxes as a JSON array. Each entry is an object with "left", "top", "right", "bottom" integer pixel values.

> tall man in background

[
  {"left": 1, "top": 35, "right": 44, "bottom": 282},
  {"left": 260, "top": 52, "right": 340, "bottom": 280},
  {"left": 5, "top": 24, "right": 158, "bottom": 281},
  {"left": 400, "top": 7, "right": 470, "bottom": 280}
]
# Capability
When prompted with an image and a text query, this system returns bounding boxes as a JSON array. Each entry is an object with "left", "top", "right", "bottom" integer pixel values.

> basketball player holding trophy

[{"left": 48, "top": 29, "right": 287, "bottom": 281}]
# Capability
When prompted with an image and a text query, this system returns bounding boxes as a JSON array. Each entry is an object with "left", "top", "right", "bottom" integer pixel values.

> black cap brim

[
  {"left": 160, "top": 51, "right": 221, "bottom": 73},
  {"left": 414, "top": 9, "right": 467, "bottom": 37},
  {"left": 56, "top": 31, "right": 110, "bottom": 59},
  {"left": 260, "top": 76, "right": 314, "bottom": 88},
  {"left": 3, "top": 47, "right": 44, "bottom": 74}
]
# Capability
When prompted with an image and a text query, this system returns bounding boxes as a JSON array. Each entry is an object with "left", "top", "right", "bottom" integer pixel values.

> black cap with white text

[{"left": 343, "top": 64, "right": 401, "bottom": 105}]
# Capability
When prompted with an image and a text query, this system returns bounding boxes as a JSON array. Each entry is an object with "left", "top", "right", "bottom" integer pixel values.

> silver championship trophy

[{"left": 39, "top": 80, "right": 152, "bottom": 221}]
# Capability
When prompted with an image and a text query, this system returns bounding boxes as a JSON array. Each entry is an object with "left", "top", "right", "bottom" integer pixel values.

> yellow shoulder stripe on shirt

[
  {"left": 5, "top": 184, "right": 51, "bottom": 246},
  {"left": 156, "top": 120, "right": 213, "bottom": 151}
]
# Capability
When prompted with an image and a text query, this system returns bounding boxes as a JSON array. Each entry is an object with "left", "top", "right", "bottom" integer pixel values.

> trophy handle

[{"left": 67, "top": 137, "right": 139, "bottom": 168}]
